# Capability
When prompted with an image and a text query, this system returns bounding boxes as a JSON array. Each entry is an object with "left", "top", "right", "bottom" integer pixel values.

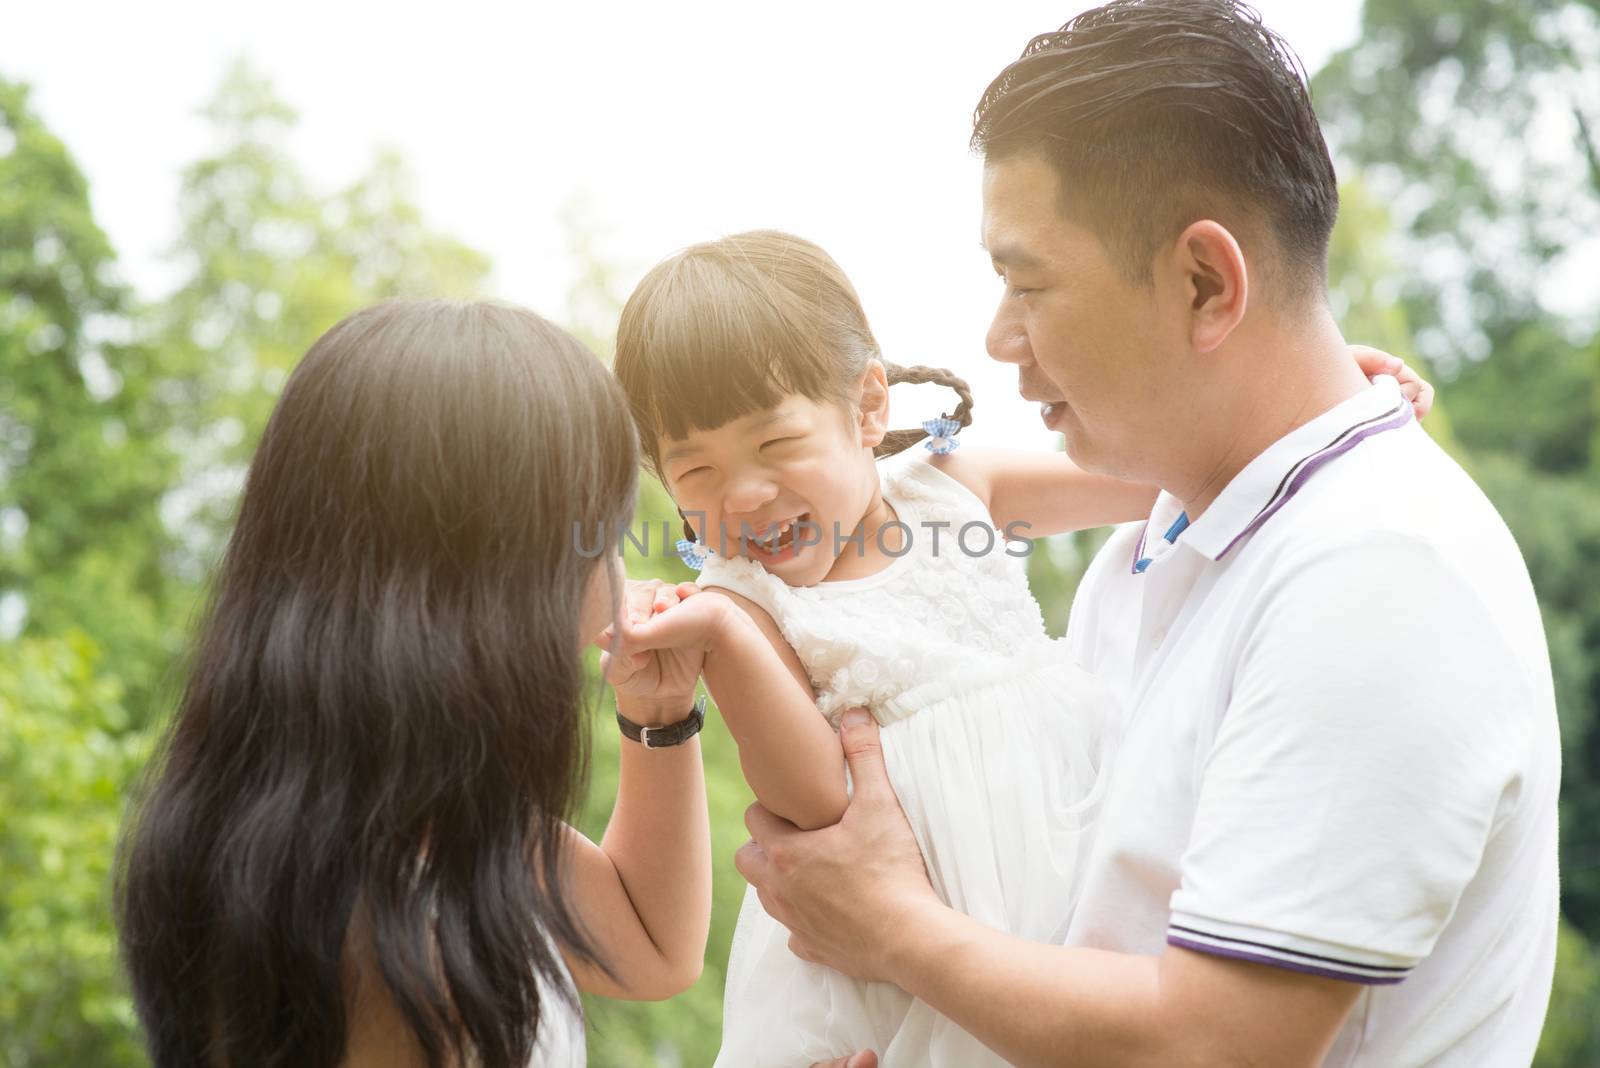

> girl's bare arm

[
  {"left": 701, "top": 587, "right": 847, "bottom": 831},
  {"left": 929, "top": 448, "right": 1158, "bottom": 538},
  {"left": 621, "top": 587, "right": 848, "bottom": 831}
]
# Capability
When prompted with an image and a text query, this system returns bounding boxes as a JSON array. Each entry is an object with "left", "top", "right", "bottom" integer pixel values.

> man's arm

[
  {"left": 743, "top": 711, "right": 1360, "bottom": 1068},
  {"left": 891, "top": 902, "right": 1359, "bottom": 1067}
]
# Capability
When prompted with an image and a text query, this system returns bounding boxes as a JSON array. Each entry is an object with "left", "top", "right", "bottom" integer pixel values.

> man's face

[
  {"left": 658, "top": 395, "right": 875, "bottom": 588},
  {"left": 981, "top": 153, "right": 1172, "bottom": 479}
]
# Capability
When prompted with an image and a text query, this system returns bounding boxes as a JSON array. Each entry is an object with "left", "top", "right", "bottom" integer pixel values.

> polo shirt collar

[{"left": 1140, "top": 376, "right": 1414, "bottom": 567}]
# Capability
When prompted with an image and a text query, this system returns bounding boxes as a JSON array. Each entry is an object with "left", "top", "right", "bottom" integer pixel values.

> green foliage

[
  {"left": 0, "top": 74, "right": 186, "bottom": 716},
  {"left": 1313, "top": 0, "right": 1600, "bottom": 371},
  {"left": 0, "top": 634, "right": 148, "bottom": 1068},
  {"left": 1536, "top": 918, "right": 1600, "bottom": 1067},
  {"left": 1326, "top": 176, "right": 1459, "bottom": 453},
  {"left": 1469, "top": 454, "right": 1600, "bottom": 942},
  {"left": 1446, "top": 325, "right": 1597, "bottom": 474}
]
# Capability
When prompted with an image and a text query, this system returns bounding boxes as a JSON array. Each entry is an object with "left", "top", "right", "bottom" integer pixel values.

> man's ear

[
  {"left": 856, "top": 361, "right": 891, "bottom": 449},
  {"left": 1166, "top": 220, "right": 1248, "bottom": 354}
]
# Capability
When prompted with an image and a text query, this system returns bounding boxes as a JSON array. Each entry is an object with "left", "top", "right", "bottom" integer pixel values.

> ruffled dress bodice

[{"left": 697, "top": 456, "right": 1064, "bottom": 727}]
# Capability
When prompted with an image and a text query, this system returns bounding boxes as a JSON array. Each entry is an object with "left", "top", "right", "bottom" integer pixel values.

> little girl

[{"left": 609, "top": 231, "right": 1428, "bottom": 1067}]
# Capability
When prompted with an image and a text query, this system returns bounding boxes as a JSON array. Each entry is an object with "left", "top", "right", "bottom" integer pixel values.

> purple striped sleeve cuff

[{"left": 1167, "top": 923, "right": 1412, "bottom": 985}]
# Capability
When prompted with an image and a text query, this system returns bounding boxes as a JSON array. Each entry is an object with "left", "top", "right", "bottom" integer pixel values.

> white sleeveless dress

[
  {"left": 529, "top": 961, "right": 585, "bottom": 1067},
  {"left": 699, "top": 455, "right": 1115, "bottom": 1067}
]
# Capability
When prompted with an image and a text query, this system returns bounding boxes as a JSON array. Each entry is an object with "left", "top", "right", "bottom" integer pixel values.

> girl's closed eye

[{"left": 760, "top": 436, "right": 803, "bottom": 451}]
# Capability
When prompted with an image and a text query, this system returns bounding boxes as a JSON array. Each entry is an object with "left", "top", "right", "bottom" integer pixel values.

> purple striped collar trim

[
  {"left": 1214, "top": 399, "right": 1413, "bottom": 560},
  {"left": 1129, "top": 384, "right": 1414, "bottom": 574}
]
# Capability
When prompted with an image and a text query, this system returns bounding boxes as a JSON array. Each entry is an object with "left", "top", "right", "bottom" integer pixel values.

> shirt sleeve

[{"left": 1166, "top": 531, "right": 1529, "bottom": 984}]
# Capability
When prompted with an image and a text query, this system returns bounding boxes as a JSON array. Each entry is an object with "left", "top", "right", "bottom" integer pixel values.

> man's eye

[{"left": 996, "top": 272, "right": 1035, "bottom": 298}]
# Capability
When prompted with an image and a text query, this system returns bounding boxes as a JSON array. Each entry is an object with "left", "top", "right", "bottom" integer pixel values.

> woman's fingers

[{"left": 598, "top": 649, "right": 626, "bottom": 686}]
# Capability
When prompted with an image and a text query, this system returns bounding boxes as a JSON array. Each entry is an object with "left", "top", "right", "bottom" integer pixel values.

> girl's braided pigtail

[{"left": 875, "top": 363, "right": 975, "bottom": 459}]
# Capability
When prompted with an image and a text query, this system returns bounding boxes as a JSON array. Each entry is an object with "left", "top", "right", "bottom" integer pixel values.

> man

[{"left": 777, "top": 2, "right": 1561, "bottom": 1065}]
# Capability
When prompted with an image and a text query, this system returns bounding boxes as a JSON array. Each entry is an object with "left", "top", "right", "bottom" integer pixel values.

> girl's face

[{"left": 659, "top": 392, "right": 883, "bottom": 588}]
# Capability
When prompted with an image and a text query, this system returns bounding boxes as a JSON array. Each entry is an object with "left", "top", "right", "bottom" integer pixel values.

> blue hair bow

[
  {"left": 675, "top": 538, "right": 711, "bottom": 571},
  {"left": 922, "top": 416, "right": 962, "bottom": 455}
]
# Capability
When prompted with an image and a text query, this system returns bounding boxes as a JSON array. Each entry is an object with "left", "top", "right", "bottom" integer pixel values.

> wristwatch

[{"left": 616, "top": 694, "right": 707, "bottom": 748}]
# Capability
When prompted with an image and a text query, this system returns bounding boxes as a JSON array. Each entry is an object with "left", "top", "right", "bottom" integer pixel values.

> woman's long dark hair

[{"left": 116, "top": 300, "right": 639, "bottom": 1068}]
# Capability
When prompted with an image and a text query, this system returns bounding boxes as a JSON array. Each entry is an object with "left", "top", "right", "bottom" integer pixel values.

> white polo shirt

[{"left": 1062, "top": 377, "right": 1560, "bottom": 1067}]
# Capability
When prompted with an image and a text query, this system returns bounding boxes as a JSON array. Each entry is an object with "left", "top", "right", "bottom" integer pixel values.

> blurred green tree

[
  {"left": 0, "top": 74, "right": 186, "bottom": 716},
  {"left": 0, "top": 634, "right": 149, "bottom": 1068},
  {"left": 1536, "top": 918, "right": 1600, "bottom": 1067},
  {"left": 1313, "top": 0, "right": 1600, "bottom": 383}
]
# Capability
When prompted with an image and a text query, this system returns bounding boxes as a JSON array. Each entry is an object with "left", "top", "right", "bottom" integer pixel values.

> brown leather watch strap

[{"left": 615, "top": 694, "right": 707, "bottom": 748}]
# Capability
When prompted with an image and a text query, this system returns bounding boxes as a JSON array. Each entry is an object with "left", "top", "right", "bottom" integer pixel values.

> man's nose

[{"left": 985, "top": 300, "right": 1031, "bottom": 366}]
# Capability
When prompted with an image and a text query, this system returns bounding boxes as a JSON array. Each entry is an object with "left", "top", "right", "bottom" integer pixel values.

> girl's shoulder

[
  {"left": 695, "top": 550, "right": 789, "bottom": 614},
  {"left": 880, "top": 452, "right": 995, "bottom": 526}
]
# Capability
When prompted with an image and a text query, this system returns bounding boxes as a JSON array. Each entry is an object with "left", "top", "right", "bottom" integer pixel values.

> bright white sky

[{"left": 2, "top": 0, "right": 1362, "bottom": 452}]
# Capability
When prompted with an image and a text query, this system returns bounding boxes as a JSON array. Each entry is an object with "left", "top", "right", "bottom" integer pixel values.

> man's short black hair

[{"left": 973, "top": 0, "right": 1339, "bottom": 296}]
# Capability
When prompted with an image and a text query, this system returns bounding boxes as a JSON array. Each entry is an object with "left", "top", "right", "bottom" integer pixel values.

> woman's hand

[
  {"left": 595, "top": 579, "right": 708, "bottom": 723},
  {"left": 1351, "top": 345, "right": 1434, "bottom": 421}
]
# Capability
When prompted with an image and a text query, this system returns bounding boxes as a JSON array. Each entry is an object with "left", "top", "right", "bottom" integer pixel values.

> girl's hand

[
  {"left": 1351, "top": 345, "right": 1435, "bottom": 422},
  {"left": 623, "top": 587, "right": 743, "bottom": 657},
  {"left": 595, "top": 579, "right": 708, "bottom": 720}
]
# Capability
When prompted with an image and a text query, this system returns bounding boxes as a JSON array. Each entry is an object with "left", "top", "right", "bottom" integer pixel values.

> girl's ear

[{"left": 856, "top": 361, "right": 891, "bottom": 449}]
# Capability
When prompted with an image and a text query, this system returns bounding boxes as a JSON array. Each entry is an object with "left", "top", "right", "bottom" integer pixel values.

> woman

[{"left": 116, "top": 300, "right": 712, "bottom": 1068}]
